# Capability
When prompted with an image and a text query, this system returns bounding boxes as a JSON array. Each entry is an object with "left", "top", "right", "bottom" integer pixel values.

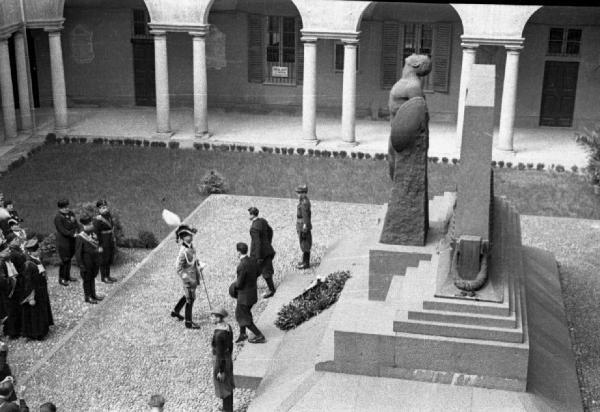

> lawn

[{"left": 1, "top": 143, "right": 598, "bottom": 240}]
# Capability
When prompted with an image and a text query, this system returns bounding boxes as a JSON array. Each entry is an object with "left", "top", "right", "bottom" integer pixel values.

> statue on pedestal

[{"left": 380, "top": 54, "right": 432, "bottom": 246}]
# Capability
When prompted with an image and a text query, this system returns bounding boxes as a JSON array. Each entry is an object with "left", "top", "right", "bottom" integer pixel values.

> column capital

[
  {"left": 0, "top": 34, "right": 10, "bottom": 42},
  {"left": 460, "top": 42, "right": 479, "bottom": 50},
  {"left": 342, "top": 38, "right": 360, "bottom": 46},
  {"left": 505, "top": 45, "right": 523, "bottom": 53},
  {"left": 13, "top": 31, "right": 24, "bottom": 39},
  {"left": 45, "top": 28, "right": 64, "bottom": 36},
  {"left": 301, "top": 36, "right": 318, "bottom": 44},
  {"left": 150, "top": 29, "right": 168, "bottom": 37},
  {"left": 189, "top": 25, "right": 210, "bottom": 38}
]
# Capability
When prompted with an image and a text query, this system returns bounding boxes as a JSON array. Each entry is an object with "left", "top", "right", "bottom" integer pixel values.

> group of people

[
  {"left": 54, "top": 199, "right": 118, "bottom": 304},
  {"left": 167, "top": 184, "right": 313, "bottom": 412}
]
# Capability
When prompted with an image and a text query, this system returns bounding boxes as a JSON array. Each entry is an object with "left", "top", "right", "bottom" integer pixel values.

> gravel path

[{"left": 19, "top": 195, "right": 381, "bottom": 411}]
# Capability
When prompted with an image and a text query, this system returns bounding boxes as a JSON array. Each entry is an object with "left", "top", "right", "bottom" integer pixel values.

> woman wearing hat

[
  {"left": 211, "top": 307, "right": 234, "bottom": 412},
  {"left": 21, "top": 238, "right": 54, "bottom": 340}
]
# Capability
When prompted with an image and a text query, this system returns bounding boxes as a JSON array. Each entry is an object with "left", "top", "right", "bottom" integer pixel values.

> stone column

[
  {"left": 14, "top": 32, "right": 32, "bottom": 134},
  {"left": 191, "top": 29, "right": 209, "bottom": 138},
  {"left": 0, "top": 35, "right": 17, "bottom": 140},
  {"left": 46, "top": 28, "right": 68, "bottom": 136},
  {"left": 302, "top": 36, "right": 318, "bottom": 143},
  {"left": 456, "top": 44, "right": 477, "bottom": 149},
  {"left": 341, "top": 39, "right": 358, "bottom": 146},
  {"left": 151, "top": 30, "right": 172, "bottom": 137},
  {"left": 497, "top": 46, "right": 522, "bottom": 152}
]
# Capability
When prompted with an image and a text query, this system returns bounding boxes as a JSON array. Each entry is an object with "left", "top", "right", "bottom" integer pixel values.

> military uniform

[
  {"left": 54, "top": 201, "right": 79, "bottom": 285},
  {"left": 248, "top": 207, "right": 276, "bottom": 297},
  {"left": 295, "top": 185, "right": 312, "bottom": 269},
  {"left": 93, "top": 200, "right": 117, "bottom": 283},
  {"left": 172, "top": 225, "right": 202, "bottom": 329},
  {"left": 74, "top": 217, "right": 104, "bottom": 304}
]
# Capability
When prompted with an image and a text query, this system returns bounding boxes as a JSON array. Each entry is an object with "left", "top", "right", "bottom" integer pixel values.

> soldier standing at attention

[
  {"left": 54, "top": 199, "right": 78, "bottom": 286},
  {"left": 171, "top": 225, "right": 202, "bottom": 330},
  {"left": 93, "top": 199, "right": 117, "bottom": 283},
  {"left": 75, "top": 215, "right": 104, "bottom": 304},
  {"left": 248, "top": 207, "right": 276, "bottom": 298},
  {"left": 295, "top": 185, "right": 312, "bottom": 270}
]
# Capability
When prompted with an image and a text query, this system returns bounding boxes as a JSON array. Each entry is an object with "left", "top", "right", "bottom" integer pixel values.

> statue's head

[{"left": 403, "top": 54, "right": 432, "bottom": 78}]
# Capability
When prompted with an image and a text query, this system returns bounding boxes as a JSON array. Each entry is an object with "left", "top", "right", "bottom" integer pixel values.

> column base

[
  {"left": 152, "top": 131, "right": 174, "bottom": 139},
  {"left": 302, "top": 138, "right": 320, "bottom": 146},
  {"left": 194, "top": 131, "right": 212, "bottom": 140},
  {"left": 496, "top": 146, "right": 515, "bottom": 153},
  {"left": 339, "top": 140, "right": 359, "bottom": 148}
]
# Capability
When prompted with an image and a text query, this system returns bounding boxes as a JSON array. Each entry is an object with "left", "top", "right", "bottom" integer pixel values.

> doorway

[
  {"left": 132, "top": 39, "right": 155, "bottom": 106},
  {"left": 540, "top": 61, "right": 578, "bottom": 127},
  {"left": 8, "top": 30, "right": 40, "bottom": 109}
]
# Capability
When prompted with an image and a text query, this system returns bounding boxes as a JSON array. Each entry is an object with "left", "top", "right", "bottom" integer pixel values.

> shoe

[
  {"left": 101, "top": 277, "right": 111, "bottom": 284},
  {"left": 67, "top": 277, "right": 78, "bottom": 282},
  {"left": 107, "top": 277, "right": 117, "bottom": 283},
  {"left": 235, "top": 333, "right": 248, "bottom": 343},
  {"left": 85, "top": 297, "right": 98, "bottom": 304},
  {"left": 296, "top": 263, "right": 309, "bottom": 270},
  {"left": 171, "top": 311, "right": 184, "bottom": 321},
  {"left": 185, "top": 321, "right": 201, "bottom": 329},
  {"left": 248, "top": 335, "right": 266, "bottom": 344},
  {"left": 262, "top": 290, "right": 276, "bottom": 299},
  {"left": 59, "top": 279, "right": 69, "bottom": 286},
  {"left": 93, "top": 295, "right": 105, "bottom": 301}
]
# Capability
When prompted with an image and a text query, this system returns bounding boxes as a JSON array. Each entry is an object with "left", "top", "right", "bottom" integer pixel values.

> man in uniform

[
  {"left": 171, "top": 224, "right": 202, "bottom": 330},
  {"left": 74, "top": 215, "right": 104, "bottom": 304},
  {"left": 54, "top": 199, "right": 78, "bottom": 286},
  {"left": 233, "top": 242, "right": 265, "bottom": 344},
  {"left": 295, "top": 185, "right": 312, "bottom": 269},
  {"left": 248, "top": 207, "right": 276, "bottom": 298},
  {"left": 93, "top": 199, "right": 117, "bottom": 283}
]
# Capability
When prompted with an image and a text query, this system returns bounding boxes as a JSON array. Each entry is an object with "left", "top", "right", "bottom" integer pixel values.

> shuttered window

[
  {"left": 247, "top": 14, "right": 264, "bottom": 83},
  {"left": 380, "top": 21, "right": 452, "bottom": 93}
]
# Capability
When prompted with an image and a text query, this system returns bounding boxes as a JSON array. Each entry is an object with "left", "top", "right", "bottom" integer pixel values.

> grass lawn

[{"left": 1, "top": 143, "right": 598, "bottom": 240}]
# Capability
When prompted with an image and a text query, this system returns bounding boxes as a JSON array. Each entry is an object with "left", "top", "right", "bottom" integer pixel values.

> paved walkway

[{"left": 0, "top": 106, "right": 589, "bottom": 168}]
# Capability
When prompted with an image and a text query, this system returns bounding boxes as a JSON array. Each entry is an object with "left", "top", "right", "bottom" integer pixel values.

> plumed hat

[{"left": 57, "top": 198, "right": 69, "bottom": 208}]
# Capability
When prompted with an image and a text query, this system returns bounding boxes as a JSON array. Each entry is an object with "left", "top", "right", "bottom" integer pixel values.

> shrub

[
  {"left": 527, "top": 163, "right": 534, "bottom": 169},
  {"left": 219, "top": 145, "right": 229, "bottom": 152},
  {"left": 228, "top": 144, "right": 235, "bottom": 151},
  {"left": 193, "top": 142, "right": 202, "bottom": 150},
  {"left": 498, "top": 160, "right": 504, "bottom": 168},
  {"left": 357, "top": 152, "right": 365, "bottom": 160},
  {"left": 322, "top": 150, "right": 331, "bottom": 158},
  {"left": 490, "top": 160, "right": 497, "bottom": 167},
  {"left": 249, "top": 146, "right": 255, "bottom": 152},
  {"left": 168, "top": 141, "right": 180, "bottom": 149},
  {"left": 92, "top": 138, "right": 103, "bottom": 144},
  {"left": 571, "top": 165, "right": 579, "bottom": 173},
  {"left": 287, "top": 147, "right": 294, "bottom": 155},
  {"left": 536, "top": 163, "right": 545, "bottom": 171},
  {"left": 506, "top": 162, "right": 513, "bottom": 168},
  {"left": 307, "top": 149, "right": 314, "bottom": 157},
  {"left": 365, "top": 153, "right": 372, "bottom": 160},
  {"left": 204, "top": 143, "right": 211, "bottom": 150},
  {"left": 198, "top": 170, "right": 227, "bottom": 195},
  {"left": 351, "top": 152, "right": 357, "bottom": 159},
  {"left": 375, "top": 153, "right": 384, "bottom": 161},
  {"left": 452, "top": 158, "right": 458, "bottom": 165},
  {"left": 138, "top": 230, "right": 159, "bottom": 248},
  {"left": 261, "top": 146, "right": 269, "bottom": 153},
  {"left": 115, "top": 139, "right": 124, "bottom": 145},
  {"left": 40, "top": 233, "right": 61, "bottom": 266},
  {"left": 339, "top": 151, "right": 347, "bottom": 158},
  {"left": 277, "top": 147, "right": 284, "bottom": 154},
  {"left": 297, "top": 148, "right": 305, "bottom": 156},
  {"left": 143, "top": 140, "right": 150, "bottom": 147},
  {"left": 78, "top": 137, "right": 87, "bottom": 144},
  {"left": 442, "top": 157, "right": 449, "bottom": 164},
  {"left": 332, "top": 151, "right": 339, "bottom": 158},
  {"left": 518, "top": 162, "right": 526, "bottom": 170},
  {"left": 274, "top": 271, "right": 351, "bottom": 331},
  {"left": 575, "top": 125, "right": 600, "bottom": 185},
  {"left": 125, "top": 138, "right": 134, "bottom": 146},
  {"left": 109, "top": 139, "right": 116, "bottom": 145},
  {"left": 431, "top": 156, "right": 439, "bottom": 163},
  {"left": 555, "top": 164, "right": 565, "bottom": 173},
  {"left": 135, "top": 140, "right": 142, "bottom": 146},
  {"left": 150, "top": 141, "right": 160, "bottom": 148},
  {"left": 45, "top": 133, "right": 57, "bottom": 144},
  {"left": 63, "top": 136, "right": 71, "bottom": 144}
]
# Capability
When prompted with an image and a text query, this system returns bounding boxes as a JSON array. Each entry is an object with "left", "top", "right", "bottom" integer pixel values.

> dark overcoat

[
  {"left": 235, "top": 256, "right": 259, "bottom": 306},
  {"left": 54, "top": 211, "right": 78, "bottom": 260},
  {"left": 212, "top": 324, "right": 235, "bottom": 399},
  {"left": 93, "top": 214, "right": 116, "bottom": 266},
  {"left": 21, "top": 256, "right": 53, "bottom": 340},
  {"left": 296, "top": 196, "right": 312, "bottom": 252},
  {"left": 249, "top": 218, "right": 275, "bottom": 260}
]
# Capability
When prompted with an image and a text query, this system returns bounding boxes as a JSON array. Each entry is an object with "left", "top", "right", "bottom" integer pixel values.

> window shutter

[
  {"left": 296, "top": 18, "right": 303, "bottom": 85},
  {"left": 381, "top": 21, "right": 399, "bottom": 89},
  {"left": 433, "top": 22, "right": 452, "bottom": 93},
  {"left": 248, "top": 14, "right": 264, "bottom": 83}
]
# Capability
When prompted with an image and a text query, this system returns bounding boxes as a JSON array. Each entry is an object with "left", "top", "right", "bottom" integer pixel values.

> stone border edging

[{"left": 17, "top": 197, "right": 212, "bottom": 392}]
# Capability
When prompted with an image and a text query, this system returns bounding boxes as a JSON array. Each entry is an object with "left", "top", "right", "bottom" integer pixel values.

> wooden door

[
  {"left": 540, "top": 61, "right": 579, "bottom": 127},
  {"left": 132, "top": 39, "right": 155, "bottom": 106}
]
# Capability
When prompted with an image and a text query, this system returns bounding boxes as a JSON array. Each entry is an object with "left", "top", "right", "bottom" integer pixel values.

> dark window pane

[
  {"left": 566, "top": 42, "right": 580, "bottom": 55},
  {"left": 567, "top": 29, "right": 582, "bottom": 41},
  {"left": 549, "top": 28, "right": 564, "bottom": 41},
  {"left": 267, "top": 46, "right": 279, "bottom": 62},
  {"left": 548, "top": 41, "right": 562, "bottom": 54},
  {"left": 335, "top": 43, "right": 344, "bottom": 71},
  {"left": 283, "top": 47, "right": 295, "bottom": 63},
  {"left": 283, "top": 17, "right": 295, "bottom": 32},
  {"left": 268, "top": 17, "right": 280, "bottom": 33},
  {"left": 283, "top": 32, "right": 295, "bottom": 48}
]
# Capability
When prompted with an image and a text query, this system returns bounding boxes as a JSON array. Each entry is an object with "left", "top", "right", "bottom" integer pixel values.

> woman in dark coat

[
  {"left": 3, "top": 234, "right": 26, "bottom": 339},
  {"left": 211, "top": 307, "right": 234, "bottom": 412},
  {"left": 21, "top": 239, "right": 53, "bottom": 340}
]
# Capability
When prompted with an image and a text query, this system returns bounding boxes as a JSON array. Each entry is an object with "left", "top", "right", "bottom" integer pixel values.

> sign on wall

[
  {"left": 206, "top": 26, "right": 226, "bottom": 70},
  {"left": 70, "top": 24, "right": 95, "bottom": 64},
  {"left": 271, "top": 66, "right": 288, "bottom": 78}
]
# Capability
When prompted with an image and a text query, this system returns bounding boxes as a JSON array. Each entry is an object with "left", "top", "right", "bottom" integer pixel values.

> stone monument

[{"left": 380, "top": 54, "right": 432, "bottom": 246}]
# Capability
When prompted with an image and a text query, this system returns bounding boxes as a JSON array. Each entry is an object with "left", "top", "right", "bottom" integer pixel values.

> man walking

[
  {"left": 233, "top": 242, "right": 265, "bottom": 344},
  {"left": 93, "top": 199, "right": 117, "bottom": 283},
  {"left": 171, "top": 225, "right": 202, "bottom": 330},
  {"left": 295, "top": 185, "right": 312, "bottom": 269},
  {"left": 74, "top": 215, "right": 104, "bottom": 304},
  {"left": 54, "top": 199, "right": 78, "bottom": 286},
  {"left": 248, "top": 207, "right": 276, "bottom": 298}
]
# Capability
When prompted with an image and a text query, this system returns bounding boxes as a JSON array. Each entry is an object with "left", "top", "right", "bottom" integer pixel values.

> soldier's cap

[
  {"left": 295, "top": 184, "right": 308, "bottom": 194},
  {"left": 211, "top": 307, "right": 229, "bottom": 319},
  {"left": 79, "top": 214, "right": 92, "bottom": 225},
  {"left": 96, "top": 199, "right": 108, "bottom": 208},
  {"left": 57, "top": 198, "right": 69, "bottom": 208},
  {"left": 7, "top": 219, "right": 17, "bottom": 228},
  {"left": 0, "top": 341, "right": 7, "bottom": 352},
  {"left": 148, "top": 394, "right": 165, "bottom": 408},
  {"left": 175, "top": 224, "right": 197, "bottom": 239},
  {"left": 248, "top": 206, "right": 259, "bottom": 216},
  {"left": 24, "top": 238, "right": 39, "bottom": 251}
]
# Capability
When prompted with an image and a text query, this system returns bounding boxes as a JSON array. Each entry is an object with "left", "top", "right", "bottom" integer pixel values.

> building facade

[{"left": 0, "top": 0, "right": 599, "bottom": 149}]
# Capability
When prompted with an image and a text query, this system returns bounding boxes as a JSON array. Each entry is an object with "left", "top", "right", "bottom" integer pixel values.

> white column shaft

[
  {"left": 456, "top": 47, "right": 477, "bottom": 148},
  {"left": 498, "top": 49, "right": 521, "bottom": 151},
  {"left": 0, "top": 38, "right": 17, "bottom": 140},
  {"left": 48, "top": 30, "right": 68, "bottom": 134},
  {"left": 192, "top": 33, "right": 208, "bottom": 137},
  {"left": 153, "top": 32, "right": 170, "bottom": 134},
  {"left": 341, "top": 42, "right": 357, "bottom": 144},
  {"left": 14, "top": 32, "right": 32, "bottom": 132},
  {"left": 302, "top": 40, "right": 317, "bottom": 141}
]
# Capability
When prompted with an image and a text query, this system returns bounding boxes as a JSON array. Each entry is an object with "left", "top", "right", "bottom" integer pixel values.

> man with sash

[
  {"left": 171, "top": 224, "right": 202, "bottom": 330},
  {"left": 93, "top": 199, "right": 117, "bottom": 284},
  {"left": 75, "top": 215, "right": 104, "bottom": 304},
  {"left": 295, "top": 184, "right": 312, "bottom": 269},
  {"left": 54, "top": 199, "right": 78, "bottom": 286}
]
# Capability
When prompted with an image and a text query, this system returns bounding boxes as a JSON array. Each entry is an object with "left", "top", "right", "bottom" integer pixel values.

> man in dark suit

[
  {"left": 74, "top": 215, "right": 104, "bottom": 304},
  {"left": 54, "top": 199, "right": 79, "bottom": 286},
  {"left": 234, "top": 242, "right": 265, "bottom": 344},
  {"left": 295, "top": 185, "right": 312, "bottom": 269},
  {"left": 93, "top": 199, "right": 117, "bottom": 284},
  {"left": 248, "top": 207, "right": 276, "bottom": 299}
]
